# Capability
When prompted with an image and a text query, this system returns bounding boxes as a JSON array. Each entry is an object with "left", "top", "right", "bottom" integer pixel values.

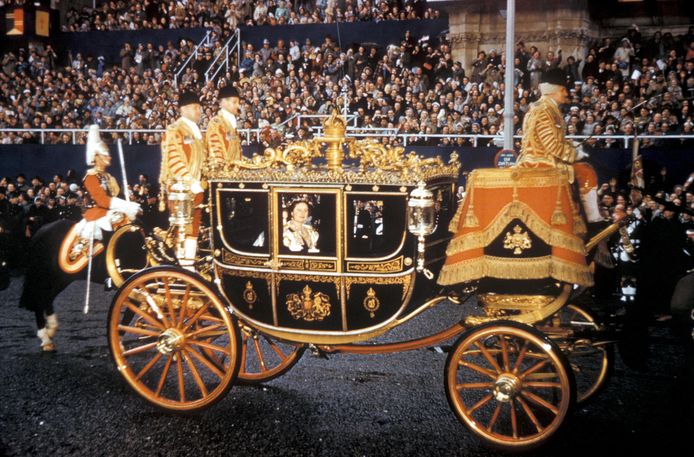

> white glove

[
  {"left": 190, "top": 180, "right": 204, "bottom": 195},
  {"left": 575, "top": 144, "right": 589, "bottom": 161},
  {"left": 110, "top": 197, "right": 141, "bottom": 221}
]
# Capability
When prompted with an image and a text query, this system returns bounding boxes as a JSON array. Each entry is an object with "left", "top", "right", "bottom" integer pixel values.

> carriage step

[{"left": 308, "top": 344, "right": 329, "bottom": 359}]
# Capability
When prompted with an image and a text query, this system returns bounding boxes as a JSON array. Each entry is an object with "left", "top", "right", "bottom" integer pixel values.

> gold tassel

[
  {"left": 573, "top": 214, "right": 586, "bottom": 235},
  {"left": 461, "top": 180, "right": 478, "bottom": 227},
  {"left": 506, "top": 201, "right": 523, "bottom": 218},
  {"left": 463, "top": 206, "right": 479, "bottom": 227},
  {"left": 551, "top": 185, "right": 567, "bottom": 225}
]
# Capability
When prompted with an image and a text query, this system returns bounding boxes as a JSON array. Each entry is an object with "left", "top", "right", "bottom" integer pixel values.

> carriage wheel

[
  {"left": 106, "top": 224, "right": 155, "bottom": 288},
  {"left": 107, "top": 266, "right": 241, "bottom": 411},
  {"left": 541, "top": 304, "right": 613, "bottom": 404},
  {"left": 236, "top": 323, "right": 305, "bottom": 384},
  {"left": 445, "top": 321, "right": 575, "bottom": 451}
]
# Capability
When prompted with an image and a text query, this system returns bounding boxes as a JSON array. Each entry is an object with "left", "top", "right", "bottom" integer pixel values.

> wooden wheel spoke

[
  {"left": 510, "top": 399, "right": 518, "bottom": 439},
  {"left": 123, "top": 341, "right": 158, "bottom": 357},
  {"left": 185, "top": 346, "right": 225, "bottom": 379},
  {"left": 197, "top": 313, "right": 226, "bottom": 325},
  {"left": 456, "top": 382, "right": 493, "bottom": 390},
  {"left": 467, "top": 394, "right": 493, "bottom": 415},
  {"left": 500, "top": 337, "right": 510, "bottom": 372},
  {"left": 136, "top": 352, "right": 163, "bottom": 380},
  {"left": 188, "top": 339, "right": 231, "bottom": 356},
  {"left": 486, "top": 403, "right": 502, "bottom": 432},
  {"left": 253, "top": 337, "right": 268, "bottom": 371},
  {"left": 521, "top": 391, "right": 559, "bottom": 415},
  {"left": 118, "top": 324, "right": 160, "bottom": 338},
  {"left": 458, "top": 360, "right": 497, "bottom": 380},
  {"left": 124, "top": 301, "right": 165, "bottom": 331},
  {"left": 239, "top": 336, "right": 249, "bottom": 372},
  {"left": 524, "top": 381, "right": 562, "bottom": 389},
  {"left": 177, "top": 285, "right": 191, "bottom": 328},
  {"left": 473, "top": 340, "right": 502, "bottom": 373},
  {"left": 519, "top": 359, "right": 551, "bottom": 380},
  {"left": 517, "top": 396, "right": 544, "bottom": 433},
  {"left": 185, "top": 323, "right": 225, "bottom": 339},
  {"left": 182, "top": 350, "right": 208, "bottom": 397},
  {"left": 180, "top": 301, "right": 213, "bottom": 333},
  {"left": 512, "top": 341, "right": 529, "bottom": 374},
  {"left": 176, "top": 355, "right": 186, "bottom": 403},
  {"left": 155, "top": 356, "right": 173, "bottom": 396},
  {"left": 266, "top": 337, "right": 289, "bottom": 361},
  {"left": 163, "top": 278, "right": 177, "bottom": 327}
]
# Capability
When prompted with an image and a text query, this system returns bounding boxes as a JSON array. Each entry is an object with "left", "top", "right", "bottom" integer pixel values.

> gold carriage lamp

[
  {"left": 167, "top": 180, "right": 193, "bottom": 259},
  {"left": 407, "top": 181, "right": 435, "bottom": 279}
]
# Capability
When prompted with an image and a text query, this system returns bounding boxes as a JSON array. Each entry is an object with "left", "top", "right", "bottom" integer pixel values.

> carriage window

[
  {"left": 278, "top": 192, "right": 336, "bottom": 257},
  {"left": 218, "top": 191, "right": 269, "bottom": 254},
  {"left": 347, "top": 195, "right": 406, "bottom": 258},
  {"left": 352, "top": 200, "right": 384, "bottom": 240}
]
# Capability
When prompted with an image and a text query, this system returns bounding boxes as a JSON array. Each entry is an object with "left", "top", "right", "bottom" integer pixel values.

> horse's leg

[
  {"left": 45, "top": 302, "right": 59, "bottom": 339},
  {"left": 35, "top": 309, "right": 55, "bottom": 352}
]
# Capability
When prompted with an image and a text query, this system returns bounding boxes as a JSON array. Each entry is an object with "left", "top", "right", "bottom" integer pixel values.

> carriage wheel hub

[
  {"left": 493, "top": 374, "right": 521, "bottom": 403},
  {"left": 157, "top": 328, "right": 185, "bottom": 355}
]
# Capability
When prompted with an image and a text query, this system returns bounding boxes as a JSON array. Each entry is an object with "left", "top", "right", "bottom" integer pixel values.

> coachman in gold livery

[
  {"left": 206, "top": 84, "right": 242, "bottom": 167},
  {"left": 159, "top": 90, "right": 206, "bottom": 268}
]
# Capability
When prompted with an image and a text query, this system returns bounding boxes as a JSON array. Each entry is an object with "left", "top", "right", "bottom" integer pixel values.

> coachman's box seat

[{"left": 438, "top": 167, "right": 593, "bottom": 288}]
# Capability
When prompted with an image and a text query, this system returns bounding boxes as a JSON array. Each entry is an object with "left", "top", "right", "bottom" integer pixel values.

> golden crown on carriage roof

[{"left": 204, "top": 111, "right": 461, "bottom": 185}]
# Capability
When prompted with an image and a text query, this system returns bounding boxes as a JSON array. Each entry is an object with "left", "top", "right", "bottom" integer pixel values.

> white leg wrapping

[
  {"left": 180, "top": 237, "right": 198, "bottom": 272},
  {"left": 46, "top": 314, "right": 59, "bottom": 338},
  {"left": 581, "top": 188, "right": 603, "bottom": 223},
  {"left": 37, "top": 328, "right": 55, "bottom": 351}
]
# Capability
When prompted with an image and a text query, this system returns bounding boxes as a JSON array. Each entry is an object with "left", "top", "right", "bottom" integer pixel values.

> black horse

[
  {"left": 21, "top": 216, "right": 164, "bottom": 351},
  {"left": 19, "top": 220, "right": 110, "bottom": 350}
]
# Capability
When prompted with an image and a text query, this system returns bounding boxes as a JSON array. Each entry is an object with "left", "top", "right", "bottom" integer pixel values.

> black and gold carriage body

[{"left": 206, "top": 114, "right": 460, "bottom": 344}]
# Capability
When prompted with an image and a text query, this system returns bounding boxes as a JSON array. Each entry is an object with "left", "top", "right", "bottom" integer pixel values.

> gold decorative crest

[
  {"left": 362, "top": 287, "right": 381, "bottom": 318},
  {"left": 503, "top": 225, "right": 532, "bottom": 255},
  {"left": 204, "top": 112, "right": 460, "bottom": 186},
  {"left": 242, "top": 281, "right": 257, "bottom": 309},
  {"left": 286, "top": 285, "right": 331, "bottom": 322}
]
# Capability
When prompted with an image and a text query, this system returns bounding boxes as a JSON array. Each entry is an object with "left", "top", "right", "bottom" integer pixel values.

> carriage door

[{"left": 269, "top": 187, "right": 345, "bottom": 331}]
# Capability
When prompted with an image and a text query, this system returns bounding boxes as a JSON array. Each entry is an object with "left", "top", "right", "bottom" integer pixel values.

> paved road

[{"left": 1, "top": 275, "right": 692, "bottom": 457}]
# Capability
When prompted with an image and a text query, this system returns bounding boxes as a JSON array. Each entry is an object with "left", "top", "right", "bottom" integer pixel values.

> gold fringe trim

[
  {"left": 438, "top": 255, "right": 594, "bottom": 287},
  {"left": 445, "top": 201, "right": 586, "bottom": 257}
]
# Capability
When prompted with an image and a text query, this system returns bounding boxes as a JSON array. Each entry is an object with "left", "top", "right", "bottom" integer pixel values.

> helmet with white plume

[{"left": 86, "top": 124, "right": 110, "bottom": 165}]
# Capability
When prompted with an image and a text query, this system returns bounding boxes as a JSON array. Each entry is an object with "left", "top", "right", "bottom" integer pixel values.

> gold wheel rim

[
  {"left": 447, "top": 324, "right": 573, "bottom": 449},
  {"left": 237, "top": 323, "right": 304, "bottom": 383},
  {"left": 106, "top": 224, "right": 151, "bottom": 288},
  {"left": 109, "top": 269, "right": 239, "bottom": 411},
  {"left": 544, "top": 305, "right": 610, "bottom": 403}
]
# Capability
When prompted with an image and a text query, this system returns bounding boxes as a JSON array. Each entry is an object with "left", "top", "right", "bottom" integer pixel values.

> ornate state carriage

[{"left": 106, "top": 113, "right": 620, "bottom": 451}]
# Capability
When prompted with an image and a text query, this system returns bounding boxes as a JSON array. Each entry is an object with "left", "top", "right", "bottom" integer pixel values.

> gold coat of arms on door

[{"left": 286, "top": 285, "right": 331, "bottom": 321}]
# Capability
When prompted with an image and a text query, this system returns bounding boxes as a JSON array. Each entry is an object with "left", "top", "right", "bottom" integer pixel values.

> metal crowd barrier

[{"left": 1, "top": 128, "right": 694, "bottom": 148}]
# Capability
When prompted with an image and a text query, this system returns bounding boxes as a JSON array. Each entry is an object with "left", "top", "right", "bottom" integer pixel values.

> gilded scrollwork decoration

[
  {"left": 204, "top": 111, "right": 460, "bottom": 186},
  {"left": 286, "top": 285, "right": 331, "bottom": 322}
]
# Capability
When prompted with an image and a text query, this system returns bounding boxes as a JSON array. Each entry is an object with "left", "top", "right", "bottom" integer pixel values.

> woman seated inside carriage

[
  {"left": 282, "top": 198, "right": 320, "bottom": 253},
  {"left": 438, "top": 69, "right": 601, "bottom": 290}
]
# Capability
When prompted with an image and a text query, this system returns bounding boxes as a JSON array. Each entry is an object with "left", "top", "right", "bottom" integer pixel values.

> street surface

[{"left": 1, "top": 276, "right": 692, "bottom": 456}]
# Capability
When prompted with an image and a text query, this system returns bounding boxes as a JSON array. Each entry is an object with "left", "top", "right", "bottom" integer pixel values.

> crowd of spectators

[
  {"left": 0, "top": 171, "right": 161, "bottom": 267},
  {"left": 2, "top": 21, "right": 694, "bottom": 149},
  {"left": 62, "top": 0, "right": 439, "bottom": 33}
]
